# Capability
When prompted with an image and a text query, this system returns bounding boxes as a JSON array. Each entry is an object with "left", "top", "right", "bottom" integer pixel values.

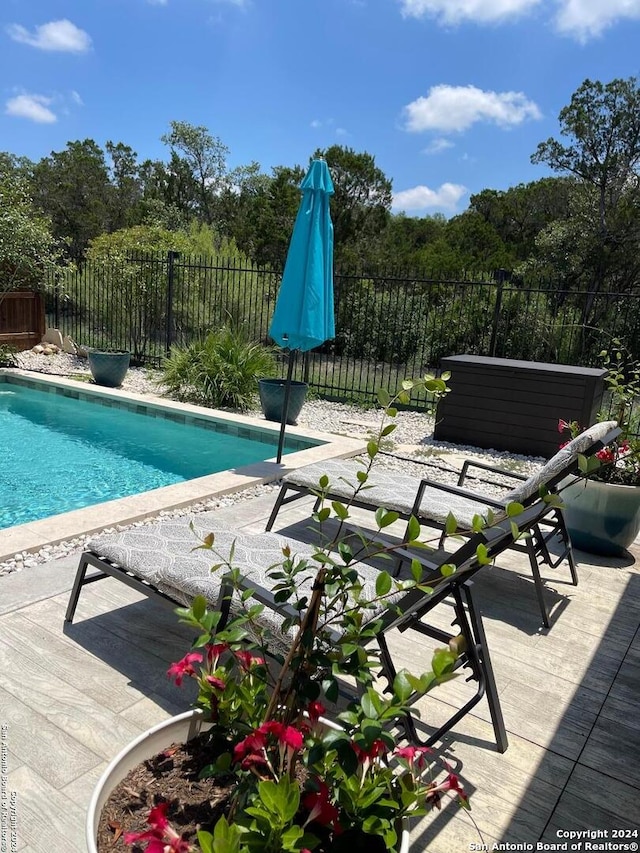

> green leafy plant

[
  {"left": 161, "top": 327, "right": 277, "bottom": 410},
  {"left": 0, "top": 344, "right": 18, "bottom": 367},
  {"left": 119, "top": 376, "right": 529, "bottom": 853},
  {"left": 559, "top": 340, "right": 640, "bottom": 486}
]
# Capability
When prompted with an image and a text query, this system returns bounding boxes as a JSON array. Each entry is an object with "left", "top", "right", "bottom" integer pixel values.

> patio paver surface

[{"left": 1, "top": 492, "right": 638, "bottom": 852}]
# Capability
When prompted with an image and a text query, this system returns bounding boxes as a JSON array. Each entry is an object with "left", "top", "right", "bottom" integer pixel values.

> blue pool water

[{"left": 0, "top": 383, "right": 306, "bottom": 529}]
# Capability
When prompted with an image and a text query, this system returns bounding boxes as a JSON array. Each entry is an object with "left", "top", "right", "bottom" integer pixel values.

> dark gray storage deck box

[{"left": 434, "top": 355, "right": 607, "bottom": 458}]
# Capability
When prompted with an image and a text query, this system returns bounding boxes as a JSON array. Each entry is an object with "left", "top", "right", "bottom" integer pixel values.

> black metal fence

[{"left": 46, "top": 252, "right": 640, "bottom": 408}]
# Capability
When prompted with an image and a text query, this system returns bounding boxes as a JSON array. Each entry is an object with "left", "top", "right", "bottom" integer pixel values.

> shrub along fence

[{"left": 45, "top": 252, "right": 640, "bottom": 409}]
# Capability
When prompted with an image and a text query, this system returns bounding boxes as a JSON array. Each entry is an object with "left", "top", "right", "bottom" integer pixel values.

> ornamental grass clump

[{"left": 118, "top": 376, "right": 506, "bottom": 853}]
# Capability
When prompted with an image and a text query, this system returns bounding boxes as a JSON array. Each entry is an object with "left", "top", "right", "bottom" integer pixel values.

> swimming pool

[{"left": 0, "top": 373, "right": 323, "bottom": 530}]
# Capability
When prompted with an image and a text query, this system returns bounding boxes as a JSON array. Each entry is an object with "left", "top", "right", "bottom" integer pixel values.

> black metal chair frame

[
  {"left": 63, "top": 501, "right": 548, "bottom": 754},
  {"left": 265, "top": 426, "right": 621, "bottom": 629}
]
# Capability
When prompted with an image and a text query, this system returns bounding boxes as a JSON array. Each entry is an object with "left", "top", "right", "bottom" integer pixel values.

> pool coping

[{"left": 0, "top": 369, "right": 366, "bottom": 562}]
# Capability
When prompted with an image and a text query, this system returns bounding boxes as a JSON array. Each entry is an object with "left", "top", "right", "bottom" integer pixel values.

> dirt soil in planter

[
  {"left": 97, "top": 733, "right": 391, "bottom": 852},
  {"left": 97, "top": 733, "right": 233, "bottom": 851}
]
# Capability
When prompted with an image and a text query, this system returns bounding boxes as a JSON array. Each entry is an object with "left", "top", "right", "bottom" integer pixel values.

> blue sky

[{"left": 1, "top": 0, "right": 640, "bottom": 217}]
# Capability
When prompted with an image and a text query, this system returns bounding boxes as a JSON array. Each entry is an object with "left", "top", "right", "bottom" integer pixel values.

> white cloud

[
  {"left": 310, "top": 118, "right": 335, "bottom": 129},
  {"left": 6, "top": 19, "right": 91, "bottom": 52},
  {"left": 6, "top": 94, "right": 57, "bottom": 123},
  {"left": 397, "top": 0, "right": 640, "bottom": 40},
  {"left": 336, "top": 127, "right": 348, "bottom": 136},
  {"left": 71, "top": 90, "right": 84, "bottom": 106},
  {"left": 422, "top": 137, "right": 454, "bottom": 155},
  {"left": 392, "top": 182, "right": 467, "bottom": 212},
  {"left": 398, "top": 0, "right": 541, "bottom": 24},
  {"left": 403, "top": 84, "right": 541, "bottom": 133},
  {"left": 554, "top": 0, "right": 640, "bottom": 41}
]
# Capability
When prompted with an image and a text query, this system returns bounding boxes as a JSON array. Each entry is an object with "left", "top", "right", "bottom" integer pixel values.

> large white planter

[
  {"left": 562, "top": 478, "right": 640, "bottom": 556},
  {"left": 87, "top": 710, "right": 211, "bottom": 852},
  {"left": 87, "top": 710, "right": 411, "bottom": 853}
]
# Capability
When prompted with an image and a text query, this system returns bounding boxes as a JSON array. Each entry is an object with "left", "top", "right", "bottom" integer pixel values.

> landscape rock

[
  {"left": 42, "top": 328, "right": 64, "bottom": 348},
  {"left": 63, "top": 336, "right": 78, "bottom": 355}
]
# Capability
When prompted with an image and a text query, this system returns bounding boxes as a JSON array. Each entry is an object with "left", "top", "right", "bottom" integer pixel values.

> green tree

[
  {"left": 0, "top": 155, "right": 60, "bottom": 299},
  {"left": 161, "top": 121, "right": 230, "bottom": 225},
  {"left": 531, "top": 77, "right": 640, "bottom": 299},
  {"left": 530, "top": 77, "right": 640, "bottom": 355},
  {"left": 444, "top": 210, "right": 514, "bottom": 273},
  {"left": 138, "top": 157, "right": 194, "bottom": 230},
  {"left": 32, "top": 139, "right": 112, "bottom": 260},
  {"left": 313, "top": 145, "right": 393, "bottom": 265},
  {"left": 105, "top": 141, "right": 142, "bottom": 231},
  {"left": 469, "top": 178, "right": 574, "bottom": 263},
  {"left": 370, "top": 213, "right": 448, "bottom": 270}
]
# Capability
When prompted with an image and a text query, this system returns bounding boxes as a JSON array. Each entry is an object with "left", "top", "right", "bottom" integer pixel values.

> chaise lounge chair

[
  {"left": 64, "top": 501, "right": 555, "bottom": 752},
  {"left": 264, "top": 421, "right": 620, "bottom": 628}
]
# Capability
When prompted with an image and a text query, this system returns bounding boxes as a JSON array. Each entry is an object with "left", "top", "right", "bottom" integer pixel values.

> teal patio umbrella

[{"left": 269, "top": 159, "right": 335, "bottom": 462}]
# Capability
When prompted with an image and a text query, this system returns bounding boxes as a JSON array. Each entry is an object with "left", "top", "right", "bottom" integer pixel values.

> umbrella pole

[{"left": 276, "top": 350, "right": 297, "bottom": 464}]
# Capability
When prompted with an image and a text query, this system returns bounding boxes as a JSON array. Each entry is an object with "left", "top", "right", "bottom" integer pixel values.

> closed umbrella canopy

[
  {"left": 269, "top": 159, "right": 335, "bottom": 352},
  {"left": 268, "top": 159, "right": 335, "bottom": 463}
]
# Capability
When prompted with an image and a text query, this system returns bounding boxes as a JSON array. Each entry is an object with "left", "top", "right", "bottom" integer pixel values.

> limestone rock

[
  {"left": 42, "top": 328, "right": 64, "bottom": 348},
  {"left": 62, "top": 335, "right": 78, "bottom": 355},
  {"left": 32, "top": 344, "right": 45, "bottom": 354}
]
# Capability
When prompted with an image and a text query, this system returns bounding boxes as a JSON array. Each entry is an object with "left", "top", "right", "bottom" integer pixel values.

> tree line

[{"left": 2, "top": 76, "right": 640, "bottom": 310}]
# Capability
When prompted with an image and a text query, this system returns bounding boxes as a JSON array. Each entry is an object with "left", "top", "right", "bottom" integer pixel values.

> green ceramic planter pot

[
  {"left": 258, "top": 378, "right": 308, "bottom": 425},
  {"left": 562, "top": 478, "right": 640, "bottom": 556},
  {"left": 87, "top": 350, "right": 131, "bottom": 388}
]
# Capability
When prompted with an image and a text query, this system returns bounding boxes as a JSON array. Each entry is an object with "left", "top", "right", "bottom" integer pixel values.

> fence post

[
  {"left": 489, "top": 269, "right": 507, "bottom": 357},
  {"left": 166, "top": 251, "right": 180, "bottom": 357}
]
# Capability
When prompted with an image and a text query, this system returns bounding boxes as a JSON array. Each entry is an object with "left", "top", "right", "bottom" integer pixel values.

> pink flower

[
  {"left": 234, "top": 650, "right": 265, "bottom": 670},
  {"left": 166, "top": 652, "right": 203, "bottom": 686},
  {"left": 394, "top": 744, "right": 432, "bottom": 770},
  {"left": 206, "top": 643, "right": 229, "bottom": 667},
  {"left": 233, "top": 732, "right": 267, "bottom": 763},
  {"left": 257, "top": 720, "right": 284, "bottom": 738},
  {"left": 596, "top": 447, "right": 615, "bottom": 464},
  {"left": 558, "top": 419, "right": 570, "bottom": 433},
  {"left": 426, "top": 772, "right": 468, "bottom": 809},
  {"left": 281, "top": 725, "right": 304, "bottom": 750},
  {"left": 303, "top": 779, "right": 342, "bottom": 833},
  {"left": 307, "top": 701, "right": 326, "bottom": 722},
  {"left": 205, "top": 675, "right": 226, "bottom": 691},
  {"left": 240, "top": 752, "right": 270, "bottom": 772},
  {"left": 351, "top": 739, "right": 387, "bottom": 764},
  {"left": 123, "top": 802, "right": 192, "bottom": 852}
]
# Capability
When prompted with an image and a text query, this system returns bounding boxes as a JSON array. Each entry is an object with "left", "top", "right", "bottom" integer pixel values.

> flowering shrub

[
  {"left": 559, "top": 340, "right": 640, "bottom": 487},
  {"left": 558, "top": 418, "right": 640, "bottom": 487},
  {"left": 118, "top": 376, "right": 505, "bottom": 853}
]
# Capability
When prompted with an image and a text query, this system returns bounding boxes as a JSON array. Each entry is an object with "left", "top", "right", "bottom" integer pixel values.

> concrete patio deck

[{"left": 0, "top": 491, "right": 638, "bottom": 852}]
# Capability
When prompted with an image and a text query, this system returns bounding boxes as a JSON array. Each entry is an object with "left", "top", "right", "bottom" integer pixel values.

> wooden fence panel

[{"left": 0, "top": 291, "right": 46, "bottom": 350}]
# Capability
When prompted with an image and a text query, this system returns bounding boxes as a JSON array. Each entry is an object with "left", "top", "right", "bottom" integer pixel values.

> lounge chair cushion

[
  {"left": 279, "top": 420, "right": 617, "bottom": 529},
  {"left": 505, "top": 420, "right": 617, "bottom": 503},
  {"left": 87, "top": 512, "right": 406, "bottom": 645},
  {"left": 282, "top": 459, "right": 494, "bottom": 528}
]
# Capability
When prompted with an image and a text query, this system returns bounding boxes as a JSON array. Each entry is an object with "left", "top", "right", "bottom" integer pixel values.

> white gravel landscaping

[{"left": 0, "top": 352, "right": 545, "bottom": 577}]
